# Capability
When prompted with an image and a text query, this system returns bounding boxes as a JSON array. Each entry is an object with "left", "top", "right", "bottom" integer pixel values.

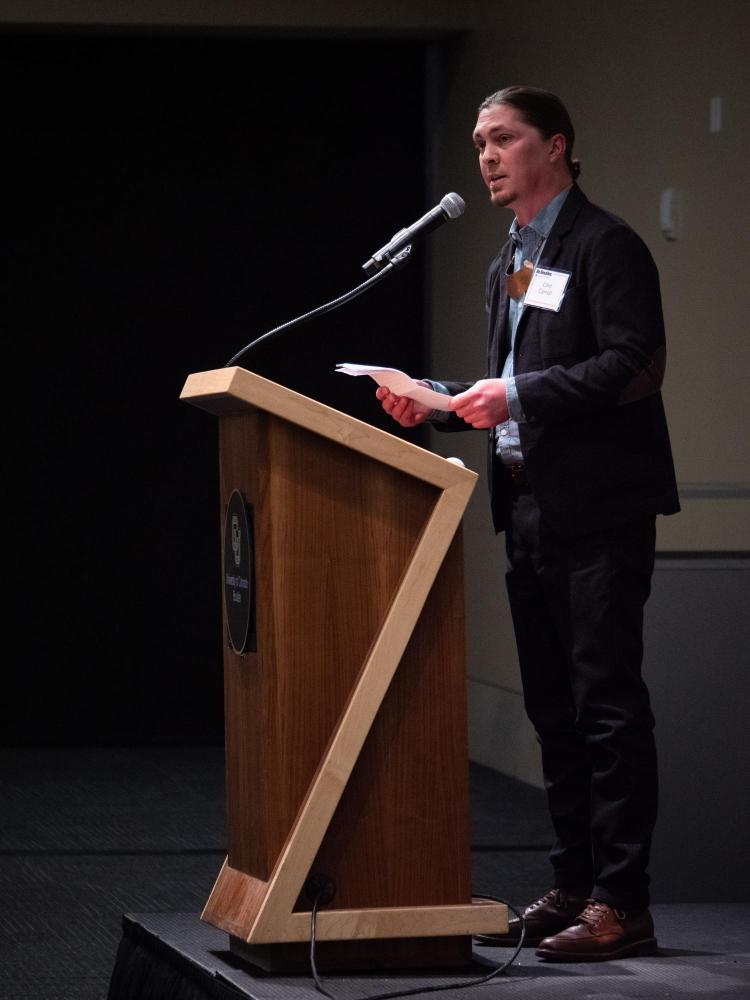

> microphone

[{"left": 362, "top": 192, "right": 465, "bottom": 275}]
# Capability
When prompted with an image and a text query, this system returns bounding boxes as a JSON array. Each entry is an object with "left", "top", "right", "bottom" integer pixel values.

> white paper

[{"left": 335, "top": 363, "right": 452, "bottom": 411}]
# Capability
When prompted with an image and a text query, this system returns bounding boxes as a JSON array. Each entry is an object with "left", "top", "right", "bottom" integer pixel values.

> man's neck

[{"left": 513, "top": 177, "right": 571, "bottom": 228}]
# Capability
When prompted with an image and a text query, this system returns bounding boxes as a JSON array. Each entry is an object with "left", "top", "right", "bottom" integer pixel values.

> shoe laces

[
  {"left": 578, "top": 900, "right": 626, "bottom": 925},
  {"left": 528, "top": 889, "right": 565, "bottom": 912}
]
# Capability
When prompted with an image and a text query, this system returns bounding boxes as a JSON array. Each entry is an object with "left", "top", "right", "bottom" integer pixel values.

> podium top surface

[{"left": 181, "top": 367, "right": 477, "bottom": 491}]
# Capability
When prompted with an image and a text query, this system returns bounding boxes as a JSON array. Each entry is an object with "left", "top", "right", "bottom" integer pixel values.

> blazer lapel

[
  {"left": 489, "top": 240, "right": 514, "bottom": 377},
  {"left": 491, "top": 188, "right": 588, "bottom": 372},
  {"left": 512, "top": 186, "right": 589, "bottom": 348},
  {"left": 537, "top": 184, "right": 588, "bottom": 269}
]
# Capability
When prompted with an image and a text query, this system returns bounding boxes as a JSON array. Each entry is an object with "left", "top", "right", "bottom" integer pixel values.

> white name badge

[{"left": 524, "top": 266, "right": 571, "bottom": 312}]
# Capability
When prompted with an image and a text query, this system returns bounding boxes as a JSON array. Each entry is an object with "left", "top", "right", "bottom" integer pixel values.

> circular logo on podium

[{"left": 223, "top": 489, "right": 255, "bottom": 654}]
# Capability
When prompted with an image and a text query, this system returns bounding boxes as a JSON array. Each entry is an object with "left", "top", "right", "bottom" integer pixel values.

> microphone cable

[
  {"left": 224, "top": 247, "right": 411, "bottom": 368},
  {"left": 308, "top": 891, "right": 526, "bottom": 1000}
]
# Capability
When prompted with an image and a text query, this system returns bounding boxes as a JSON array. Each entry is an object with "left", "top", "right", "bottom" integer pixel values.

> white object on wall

[
  {"left": 709, "top": 96, "right": 722, "bottom": 133},
  {"left": 659, "top": 188, "right": 683, "bottom": 242}
]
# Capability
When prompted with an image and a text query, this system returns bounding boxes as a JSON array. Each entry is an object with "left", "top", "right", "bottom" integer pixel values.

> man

[{"left": 377, "top": 86, "right": 679, "bottom": 962}]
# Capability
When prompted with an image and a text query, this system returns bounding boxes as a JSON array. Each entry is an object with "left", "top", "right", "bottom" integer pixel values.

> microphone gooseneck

[
  {"left": 223, "top": 192, "right": 465, "bottom": 369},
  {"left": 224, "top": 246, "right": 413, "bottom": 368}
]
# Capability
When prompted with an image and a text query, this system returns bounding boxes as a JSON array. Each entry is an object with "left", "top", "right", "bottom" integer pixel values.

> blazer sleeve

[{"left": 425, "top": 379, "right": 475, "bottom": 432}]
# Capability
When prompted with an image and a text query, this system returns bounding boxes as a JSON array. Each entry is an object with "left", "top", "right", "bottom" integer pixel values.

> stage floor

[
  {"left": 109, "top": 905, "right": 750, "bottom": 1000},
  {"left": 3, "top": 746, "right": 748, "bottom": 999}
]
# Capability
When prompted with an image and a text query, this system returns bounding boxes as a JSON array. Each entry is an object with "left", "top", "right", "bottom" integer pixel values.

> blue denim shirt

[{"left": 496, "top": 185, "right": 571, "bottom": 464}]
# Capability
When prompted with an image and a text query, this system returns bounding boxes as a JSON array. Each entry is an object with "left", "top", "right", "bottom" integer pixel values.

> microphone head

[{"left": 440, "top": 192, "right": 465, "bottom": 219}]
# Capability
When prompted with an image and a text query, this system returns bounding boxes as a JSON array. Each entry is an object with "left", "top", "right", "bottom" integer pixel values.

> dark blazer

[{"left": 435, "top": 185, "right": 680, "bottom": 536}]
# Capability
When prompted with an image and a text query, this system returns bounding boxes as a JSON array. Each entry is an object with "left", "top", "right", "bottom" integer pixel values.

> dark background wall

[{"left": 14, "top": 30, "right": 432, "bottom": 745}]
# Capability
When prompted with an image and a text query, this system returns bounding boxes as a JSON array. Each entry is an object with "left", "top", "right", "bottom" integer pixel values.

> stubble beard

[{"left": 491, "top": 188, "right": 516, "bottom": 209}]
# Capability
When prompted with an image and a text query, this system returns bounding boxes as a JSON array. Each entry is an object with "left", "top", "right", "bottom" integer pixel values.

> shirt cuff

[{"left": 505, "top": 377, "right": 527, "bottom": 424}]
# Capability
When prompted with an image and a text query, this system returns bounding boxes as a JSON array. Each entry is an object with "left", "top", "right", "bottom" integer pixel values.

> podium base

[{"left": 229, "top": 932, "right": 472, "bottom": 973}]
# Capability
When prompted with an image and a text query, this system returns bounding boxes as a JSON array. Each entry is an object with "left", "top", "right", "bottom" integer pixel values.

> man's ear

[{"left": 549, "top": 132, "right": 566, "bottom": 163}]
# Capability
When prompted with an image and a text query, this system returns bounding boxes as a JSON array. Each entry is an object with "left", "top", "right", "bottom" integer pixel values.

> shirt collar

[{"left": 509, "top": 184, "right": 572, "bottom": 243}]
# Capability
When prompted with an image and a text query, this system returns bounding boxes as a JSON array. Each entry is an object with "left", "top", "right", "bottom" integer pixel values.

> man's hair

[{"left": 479, "top": 85, "right": 581, "bottom": 180}]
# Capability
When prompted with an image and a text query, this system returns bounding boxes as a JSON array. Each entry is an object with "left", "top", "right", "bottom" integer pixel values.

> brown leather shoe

[
  {"left": 474, "top": 887, "right": 589, "bottom": 947},
  {"left": 535, "top": 899, "right": 658, "bottom": 961}
]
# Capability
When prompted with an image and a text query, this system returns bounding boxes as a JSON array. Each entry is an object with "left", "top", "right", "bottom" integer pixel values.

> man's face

[{"left": 473, "top": 103, "right": 561, "bottom": 212}]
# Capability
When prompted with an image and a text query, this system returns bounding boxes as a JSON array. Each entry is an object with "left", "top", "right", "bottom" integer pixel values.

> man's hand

[
  {"left": 376, "top": 386, "right": 431, "bottom": 428},
  {"left": 450, "top": 379, "right": 509, "bottom": 428}
]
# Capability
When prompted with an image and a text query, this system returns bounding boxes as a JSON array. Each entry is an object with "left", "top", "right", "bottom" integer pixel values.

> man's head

[{"left": 473, "top": 85, "right": 579, "bottom": 224}]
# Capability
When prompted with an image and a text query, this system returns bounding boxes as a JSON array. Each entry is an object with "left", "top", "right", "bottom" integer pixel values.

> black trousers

[{"left": 505, "top": 490, "right": 658, "bottom": 909}]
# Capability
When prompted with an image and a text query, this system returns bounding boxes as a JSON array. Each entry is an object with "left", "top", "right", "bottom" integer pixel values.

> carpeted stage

[
  {"left": 109, "top": 905, "right": 750, "bottom": 1000},
  {"left": 3, "top": 747, "right": 749, "bottom": 999}
]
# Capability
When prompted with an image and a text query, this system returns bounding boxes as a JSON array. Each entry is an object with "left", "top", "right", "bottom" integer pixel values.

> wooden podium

[{"left": 180, "top": 366, "right": 507, "bottom": 970}]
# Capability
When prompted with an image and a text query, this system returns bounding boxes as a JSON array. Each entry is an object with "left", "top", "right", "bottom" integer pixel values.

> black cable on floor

[{"left": 309, "top": 892, "right": 526, "bottom": 1000}]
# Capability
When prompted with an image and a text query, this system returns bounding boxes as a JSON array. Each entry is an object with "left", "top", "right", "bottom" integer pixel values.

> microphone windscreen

[{"left": 440, "top": 192, "right": 465, "bottom": 219}]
